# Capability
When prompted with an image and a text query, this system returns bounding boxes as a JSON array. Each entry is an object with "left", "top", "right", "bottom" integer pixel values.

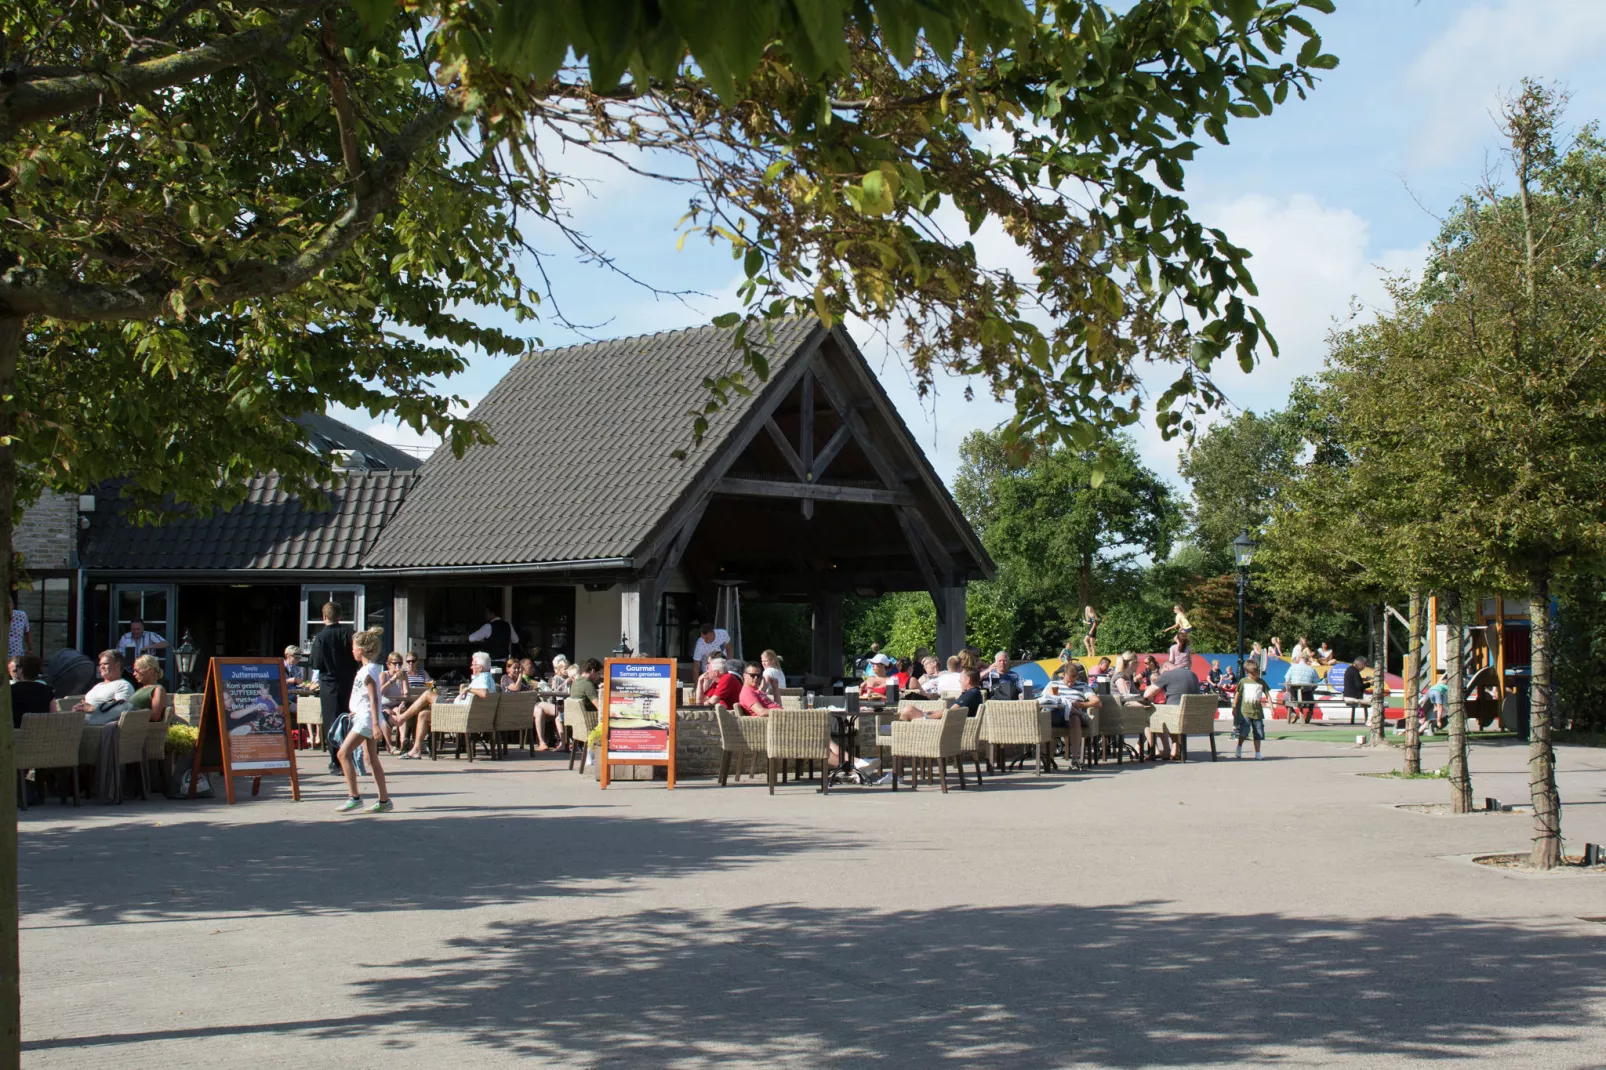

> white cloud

[{"left": 1404, "top": 0, "right": 1606, "bottom": 167}]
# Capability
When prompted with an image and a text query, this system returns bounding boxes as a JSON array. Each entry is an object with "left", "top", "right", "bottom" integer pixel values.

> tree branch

[
  {"left": 0, "top": 6, "right": 318, "bottom": 135},
  {"left": 0, "top": 94, "right": 463, "bottom": 321}
]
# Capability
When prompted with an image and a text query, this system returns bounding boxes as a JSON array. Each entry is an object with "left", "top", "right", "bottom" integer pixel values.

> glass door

[{"left": 110, "top": 583, "right": 176, "bottom": 680}]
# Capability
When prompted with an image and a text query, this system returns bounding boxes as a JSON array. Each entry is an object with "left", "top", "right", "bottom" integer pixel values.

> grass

[
  {"left": 1360, "top": 768, "right": 1450, "bottom": 780},
  {"left": 1555, "top": 729, "right": 1606, "bottom": 749}
]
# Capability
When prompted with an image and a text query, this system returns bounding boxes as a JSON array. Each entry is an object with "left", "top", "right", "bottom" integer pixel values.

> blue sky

[{"left": 338, "top": 0, "right": 1606, "bottom": 490}]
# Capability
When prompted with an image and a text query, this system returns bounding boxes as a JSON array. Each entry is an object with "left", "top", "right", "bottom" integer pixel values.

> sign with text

[
  {"left": 191, "top": 658, "right": 301, "bottom": 805},
  {"left": 599, "top": 658, "right": 677, "bottom": 789}
]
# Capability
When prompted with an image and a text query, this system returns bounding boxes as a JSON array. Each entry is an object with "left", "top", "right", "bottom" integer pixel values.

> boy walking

[{"left": 1232, "top": 661, "right": 1268, "bottom": 760}]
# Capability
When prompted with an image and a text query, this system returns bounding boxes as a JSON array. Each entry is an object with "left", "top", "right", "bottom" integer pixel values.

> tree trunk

[
  {"left": 1403, "top": 592, "right": 1422, "bottom": 776},
  {"left": 1444, "top": 589, "right": 1473, "bottom": 813},
  {"left": 0, "top": 314, "right": 20, "bottom": 1069},
  {"left": 1528, "top": 566, "right": 1561, "bottom": 868},
  {"left": 1077, "top": 554, "right": 1093, "bottom": 617},
  {"left": 1367, "top": 603, "right": 1387, "bottom": 746}
]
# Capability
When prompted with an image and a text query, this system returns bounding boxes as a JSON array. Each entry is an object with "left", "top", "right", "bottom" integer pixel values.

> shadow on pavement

[
  {"left": 20, "top": 813, "right": 840, "bottom": 925},
  {"left": 26, "top": 903, "right": 1606, "bottom": 1065}
]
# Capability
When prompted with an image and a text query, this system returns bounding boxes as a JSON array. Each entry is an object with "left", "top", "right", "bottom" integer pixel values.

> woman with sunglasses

[{"left": 379, "top": 652, "right": 409, "bottom": 751}]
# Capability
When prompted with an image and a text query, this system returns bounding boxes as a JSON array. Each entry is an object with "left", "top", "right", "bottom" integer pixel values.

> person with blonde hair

[
  {"left": 759, "top": 649, "right": 786, "bottom": 701},
  {"left": 130, "top": 654, "right": 170, "bottom": 722},
  {"left": 337, "top": 627, "right": 393, "bottom": 812}
]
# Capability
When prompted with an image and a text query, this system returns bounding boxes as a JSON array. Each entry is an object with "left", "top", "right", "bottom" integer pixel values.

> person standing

[
  {"left": 8, "top": 591, "right": 31, "bottom": 659},
  {"left": 336, "top": 626, "right": 393, "bottom": 813},
  {"left": 1082, "top": 605, "right": 1101, "bottom": 658},
  {"left": 1232, "top": 661, "right": 1268, "bottom": 759},
  {"left": 308, "top": 602, "right": 358, "bottom": 774},
  {"left": 468, "top": 607, "right": 517, "bottom": 662},
  {"left": 692, "top": 622, "right": 733, "bottom": 670}
]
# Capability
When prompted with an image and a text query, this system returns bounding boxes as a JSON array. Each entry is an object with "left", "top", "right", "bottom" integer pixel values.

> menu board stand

[
  {"left": 599, "top": 658, "right": 677, "bottom": 789},
  {"left": 190, "top": 657, "right": 301, "bottom": 804}
]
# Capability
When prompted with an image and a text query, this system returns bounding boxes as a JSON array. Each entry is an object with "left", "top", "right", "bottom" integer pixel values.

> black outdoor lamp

[
  {"left": 1233, "top": 531, "right": 1258, "bottom": 676},
  {"left": 175, "top": 629, "right": 199, "bottom": 693},
  {"left": 611, "top": 633, "right": 634, "bottom": 659}
]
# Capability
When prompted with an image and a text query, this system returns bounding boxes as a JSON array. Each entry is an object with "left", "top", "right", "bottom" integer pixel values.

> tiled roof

[
  {"left": 82, "top": 470, "right": 416, "bottom": 571},
  {"left": 363, "top": 319, "right": 823, "bottom": 568},
  {"left": 294, "top": 412, "right": 422, "bottom": 471}
]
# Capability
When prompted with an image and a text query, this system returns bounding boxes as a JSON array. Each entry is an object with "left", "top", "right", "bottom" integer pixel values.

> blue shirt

[{"left": 1285, "top": 663, "right": 1321, "bottom": 687}]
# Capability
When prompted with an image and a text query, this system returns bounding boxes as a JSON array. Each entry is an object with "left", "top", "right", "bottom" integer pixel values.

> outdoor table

[{"left": 816, "top": 707, "right": 888, "bottom": 787}]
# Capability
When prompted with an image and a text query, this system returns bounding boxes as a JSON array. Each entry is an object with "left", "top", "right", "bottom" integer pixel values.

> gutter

[{"left": 357, "top": 557, "right": 635, "bottom": 578}]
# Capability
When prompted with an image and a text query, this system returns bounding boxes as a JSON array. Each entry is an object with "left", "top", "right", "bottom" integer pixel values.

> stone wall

[{"left": 16, "top": 492, "right": 75, "bottom": 572}]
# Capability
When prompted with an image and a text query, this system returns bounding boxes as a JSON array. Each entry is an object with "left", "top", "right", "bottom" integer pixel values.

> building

[{"left": 15, "top": 320, "right": 992, "bottom": 682}]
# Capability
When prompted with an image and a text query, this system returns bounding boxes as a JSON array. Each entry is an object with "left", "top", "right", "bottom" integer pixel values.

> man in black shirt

[
  {"left": 307, "top": 602, "right": 357, "bottom": 773},
  {"left": 10, "top": 655, "right": 53, "bottom": 728}
]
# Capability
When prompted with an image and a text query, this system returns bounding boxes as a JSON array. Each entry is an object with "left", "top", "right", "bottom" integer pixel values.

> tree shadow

[
  {"left": 31, "top": 903, "right": 1605, "bottom": 1065},
  {"left": 20, "top": 812, "right": 840, "bottom": 926}
]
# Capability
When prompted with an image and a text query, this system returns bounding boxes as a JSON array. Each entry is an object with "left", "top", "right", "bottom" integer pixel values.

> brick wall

[{"left": 15, "top": 492, "right": 75, "bottom": 572}]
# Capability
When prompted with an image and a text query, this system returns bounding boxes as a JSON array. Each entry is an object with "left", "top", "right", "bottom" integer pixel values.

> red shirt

[
  {"left": 739, "top": 683, "right": 780, "bottom": 715},
  {"left": 893, "top": 671, "right": 912, "bottom": 689},
  {"left": 708, "top": 672, "right": 743, "bottom": 708},
  {"left": 860, "top": 675, "right": 889, "bottom": 697}
]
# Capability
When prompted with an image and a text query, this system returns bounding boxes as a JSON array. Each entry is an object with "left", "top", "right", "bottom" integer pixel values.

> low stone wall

[{"left": 676, "top": 709, "right": 721, "bottom": 778}]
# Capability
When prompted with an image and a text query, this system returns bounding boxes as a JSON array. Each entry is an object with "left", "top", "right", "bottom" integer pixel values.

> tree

[
  {"left": 1180, "top": 408, "right": 1303, "bottom": 566},
  {"left": 1407, "top": 82, "right": 1606, "bottom": 865},
  {"left": 955, "top": 429, "right": 1180, "bottom": 615},
  {"left": 0, "top": 0, "right": 1340, "bottom": 1057}
]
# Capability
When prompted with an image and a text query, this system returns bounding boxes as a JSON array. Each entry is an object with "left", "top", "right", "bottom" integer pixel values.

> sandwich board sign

[
  {"left": 599, "top": 658, "right": 677, "bottom": 789},
  {"left": 190, "top": 657, "right": 301, "bottom": 804}
]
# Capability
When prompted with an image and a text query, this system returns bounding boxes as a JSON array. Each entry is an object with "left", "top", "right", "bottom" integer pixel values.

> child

[
  {"left": 1232, "top": 661, "right": 1267, "bottom": 759},
  {"left": 337, "top": 626, "right": 393, "bottom": 813}
]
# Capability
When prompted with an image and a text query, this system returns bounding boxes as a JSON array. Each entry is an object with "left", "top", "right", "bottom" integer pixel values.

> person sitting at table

[
  {"left": 389, "top": 651, "right": 496, "bottom": 759},
  {"left": 282, "top": 645, "right": 305, "bottom": 694},
  {"left": 933, "top": 655, "right": 964, "bottom": 695},
  {"left": 859, "top": 655, "right": 894, "bottom": 698},
  {"left": 916, "top": 655, "right": 942, "bottom": 695},
  {"left": 759, "top": 649, "right": 786, "bottom": 701},
  {"left": 74, "top": 650, "right": 134, "bottom": 713},
  {"left": 1110, "top": 653, "right": 1143, "bottom": 704},
  {"left": 1042, "top": 661, "right": 1098, "bottom": 768},
  {"left": 128, "top": 653, "right": 172, "bottom": 723},
  {"left": 500, "top": 656, "right": 529, "bottom": 691},
  {"left": 893, "top": 656, "right": 914, "bottom": 690},
  {"left": 1167, "top": 629, "right": 1193, "bottom": 670},
  {"left": 1088, "top": 655, "right": 1113, "bottom": 694},
  {"left": 705, "top": 658, "right": 744, "bottom": 708},
  {"left": 1148, "top": 658, "right": 1202, "bottom": 760},
  {"left": 693, "top": 658, "right": 725, "bottom": 705},
  {"left": 738, "top": 663, "right": 780, "bottom": 716},
  {"left": 12, "top": 655, "right": 54, "bottom": 728}
]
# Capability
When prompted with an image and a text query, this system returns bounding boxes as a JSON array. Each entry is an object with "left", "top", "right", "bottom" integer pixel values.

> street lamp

[
  {"left": 174, "top": 629, "right": 199, "bottom": 693},
  {"left": 1233, "top": 531, "right": 1258, "bottom": 676},
  {"left": 610, "top": 633, "right": 634, "bottom": 659}
]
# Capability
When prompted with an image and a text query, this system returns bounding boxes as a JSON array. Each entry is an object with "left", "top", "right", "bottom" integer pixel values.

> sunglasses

[{"left": 405, "top": 658, "right": 417, "bottom": 663}]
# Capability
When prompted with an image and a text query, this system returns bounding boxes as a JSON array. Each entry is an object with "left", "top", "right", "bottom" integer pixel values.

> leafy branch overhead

[{"left": 3, "top": 0, "right": 1337, "bottom": 518}]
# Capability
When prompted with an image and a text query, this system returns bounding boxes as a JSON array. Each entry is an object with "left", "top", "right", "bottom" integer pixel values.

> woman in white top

[
  {"left": 336, "top": 627, "right": 392, "bottom": 813},
  {"left": 759, "top": 649, "right": 786, "bottom": 701}
]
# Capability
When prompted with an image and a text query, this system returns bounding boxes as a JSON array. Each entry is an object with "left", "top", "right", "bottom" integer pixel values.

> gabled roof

[
  {"left": 82, "top": 470, "right": 415, "bottom": 572},
  {"left": 294, "top": 412, "right": 422, "bottom": 471},
  {"left": 363, "top": 318, "right": 824, "bottom": 569}
]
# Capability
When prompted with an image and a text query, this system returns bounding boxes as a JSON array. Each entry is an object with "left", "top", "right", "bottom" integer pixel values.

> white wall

[{"left": 573, "top": 584, "right": 621, "bottom": 662}]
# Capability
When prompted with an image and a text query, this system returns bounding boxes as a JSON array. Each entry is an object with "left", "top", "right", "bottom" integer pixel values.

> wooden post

[
  {"left": 1494, "top": 595, "right": 1505, "bottom": 704},
  {"left": 1428, "top": 594, "right": 1439, "bottom": 686},
  {"left": 810, "top": 592, "right": 843, "bottom": 683},
  {"left": 935, "top": 585, "right": 967, "bottom": 660}
]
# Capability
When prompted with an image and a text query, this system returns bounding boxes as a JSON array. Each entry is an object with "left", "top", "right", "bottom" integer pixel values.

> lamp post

[
  {"left": 1233, "top": 531, "right": 1258, "bottom": 677},
  {"left": 174, "top": 629, "right": 199, "bottom": 693},
  {"left": 610, "top": 633, "right": 633, "bottom": 659}
]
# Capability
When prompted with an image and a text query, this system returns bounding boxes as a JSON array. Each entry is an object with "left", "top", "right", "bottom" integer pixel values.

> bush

[
  {"left": 1097, "top": 601, "right": 1169, "bottom": 655},
  {"left": 166, "top": 723, "right": 198, "bottom": 756}
]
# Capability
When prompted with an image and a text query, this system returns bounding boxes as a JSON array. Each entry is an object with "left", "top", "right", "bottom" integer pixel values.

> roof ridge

[{"left": 520, "top": 315, "right": 817, "bottom": 362}]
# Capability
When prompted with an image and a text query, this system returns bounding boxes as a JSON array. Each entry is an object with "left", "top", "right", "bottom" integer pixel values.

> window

[
  {"left": 14, "top": 576, "right": 74, "bottom": 663},
  {"left": 302, "top": 586, "right": 363, "bottom": 646}
]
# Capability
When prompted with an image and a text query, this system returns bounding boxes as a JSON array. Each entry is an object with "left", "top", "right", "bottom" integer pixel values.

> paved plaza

[{"left": 18, "top": 733, "right": 1606, "bottom": 1068}]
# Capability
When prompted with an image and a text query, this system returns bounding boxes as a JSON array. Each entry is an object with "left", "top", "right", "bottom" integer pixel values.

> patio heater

[
  {"left": 175, "top": 629, "right": 200, "bottom": 693},
  {"left": 713, "top": 581, "right": 743, "bottom": 662},
  {"left": 1233, "top": 531, "right": 1258, "bottom": 676}
]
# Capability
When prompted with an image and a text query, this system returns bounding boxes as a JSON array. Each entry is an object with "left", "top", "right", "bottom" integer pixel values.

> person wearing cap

[{"left": 859, "top": 654, "right": 894, "bottom": 698}]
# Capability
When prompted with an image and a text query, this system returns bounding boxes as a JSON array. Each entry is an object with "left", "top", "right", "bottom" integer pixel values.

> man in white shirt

[
  {"left": 933, "top": 655, "right": 964, "bottom": 695},
  {"left": 75, "top": 650, "right": 135, "bottom": 711},
  {"left": 692, "top": 622, "right": 731, "bottom": 669},
  {"left": 115, "top": 618, "right": 167, "bottom": 662},
  {"left": 467, "top": 608, "right": 518, "bottom": 661}
]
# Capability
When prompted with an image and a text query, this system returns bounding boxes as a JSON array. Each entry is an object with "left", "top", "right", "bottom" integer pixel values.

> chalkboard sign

[
  {"left": 190, "top": 658, "right": 301, "bottom": 804},
  {"left": 599, "top": 658, "right": 677, "bottom": 790}
]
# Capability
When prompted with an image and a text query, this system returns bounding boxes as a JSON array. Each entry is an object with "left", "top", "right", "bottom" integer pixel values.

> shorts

[
  {"left": 348, "top": 710, "right": 375, "bottom": 739},
  {"left": 1233, "top": 715, "right": 1264, "bottom": 742}
]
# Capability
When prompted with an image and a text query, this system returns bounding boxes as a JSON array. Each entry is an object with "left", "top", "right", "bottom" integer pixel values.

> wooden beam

[
  {"left": 715, "top": 477, "right": 915, "bottom": 507},
  {"left": 900, "top": 505, "right": 956, "bottom": 574},
  {"left": 895, "top": 510, "right": 942, "bottom": 604},
  {"left": 810, "top": 425, "right": 852, "bottom": 481},
  {"left": 799, "top": 372, "right": 815, "bottom": 520},
  {"left": 763, "top": 418, "right": 808, "bottom": 481}
]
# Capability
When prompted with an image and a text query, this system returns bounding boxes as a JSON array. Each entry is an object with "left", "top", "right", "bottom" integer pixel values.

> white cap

[{"left": 870, "top": 653, "right": 895, "bottom": 666}]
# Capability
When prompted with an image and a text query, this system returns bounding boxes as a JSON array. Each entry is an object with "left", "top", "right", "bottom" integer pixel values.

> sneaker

[
  {"left": 1235, "top": 745, "right": 1243, "bottom": 759},
  {"left": 1255, "top": 753, "right": 1263, "bottom": 760},
  {"left": 336, "top": 797, "right": 362, "bottom": 813},
  {"left": 368, "top": 799, "right": 394, "bottom": 814},
  {"left": 853, "top": 756, "right": 881, "bottom": 773},
  {"left": 328, "top": 763, "right": 342, "bottom": 775},
  {"left": 873, "top": 772, "right": 895, "bottom": 786}
]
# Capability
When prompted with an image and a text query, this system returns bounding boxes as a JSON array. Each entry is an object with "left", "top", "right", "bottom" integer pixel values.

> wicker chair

[
  {"left": 142, "top": 710, "right": 171, "bottom": 792},
  {"left": 1100, "top": 696, "right": 1154, "bottom": 763},
  {"left": 979, "top": 699, "right": 1051, "bottom": 774},
  {"left": 563, "top": 698, "right": 598, "bottom": 774},
  {"left": 889, "top": 707, "right": 968, "bottom": 792},
  {"left": 494, "top": 691, "right": 539, "bottom": 757},
  {"left": 295, "top": 696, "right": 323, "bottom": 749},
  {"left": 431, "top": 693, "right": 498, "bottom": 761},
  {"left": 778, "top": 687, "right": 804, "bottom": 704},
  {"left": 764, "top": 709, "right": 832, "bottom": 794},
  {"left": 15, "top": 711, "right": 85, "bottom": 808},
  {"left": 115, "top": 709, "right": 151, "bottom": 801},
  {"left": 1149, "top": 693, "right": 1220, "bottom": 761},
  {"left": 712, "top": 703, "right": 769, "bottom": 785},
  {"left": 957, "top": 707, "right": 987, "bottom": 786}
]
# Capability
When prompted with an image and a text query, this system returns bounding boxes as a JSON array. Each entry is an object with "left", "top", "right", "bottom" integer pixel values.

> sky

[{"left": 336, "top": 0, "right": 1606, "bottom": 493}]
